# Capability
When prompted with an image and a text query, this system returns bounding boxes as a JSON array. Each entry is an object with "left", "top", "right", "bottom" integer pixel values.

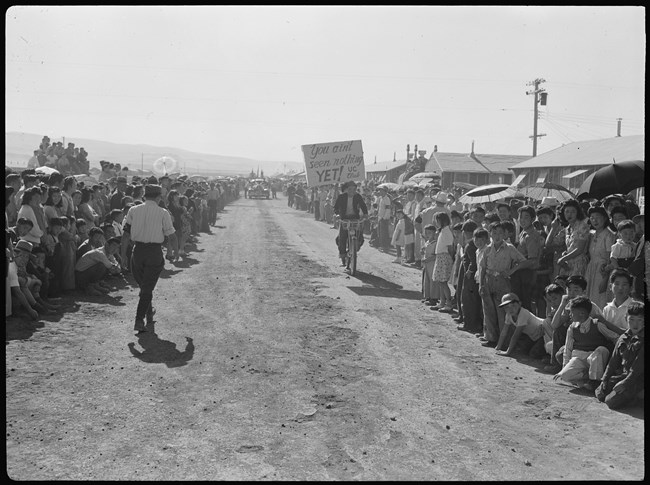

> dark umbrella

[
  {"left": 520, "top": 182, "right": 575, "bottom": 202},
  {"left": 576, "top": 160, "right": 645, "bottom": 200}
]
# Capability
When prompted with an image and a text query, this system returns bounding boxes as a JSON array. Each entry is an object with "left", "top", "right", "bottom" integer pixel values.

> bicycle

[{"left": 338, "top": 218, "right": 365, "bottom": 275}]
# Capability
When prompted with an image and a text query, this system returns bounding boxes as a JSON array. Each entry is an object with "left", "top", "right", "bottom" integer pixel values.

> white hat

[
  {"left": 540, "top": 196, "right": 559, "bottom": 207},
  {"left": 435, "top": 191, "right": 449, "bottom": 203}
]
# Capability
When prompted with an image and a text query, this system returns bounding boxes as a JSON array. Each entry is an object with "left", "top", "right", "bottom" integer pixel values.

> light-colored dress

[
  {"left": 561, "top": 219, "right": 590, "bottom": 277},
  {"left": 584, "top": 228, "right": 616, "bottom": 309}
]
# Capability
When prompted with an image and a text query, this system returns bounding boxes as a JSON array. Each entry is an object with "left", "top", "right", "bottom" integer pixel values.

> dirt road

[{"left": 6, "top": 195, "right": 644, "bottom": 480}]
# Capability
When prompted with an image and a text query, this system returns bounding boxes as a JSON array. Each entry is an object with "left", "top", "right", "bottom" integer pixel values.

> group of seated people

[
  {"left": 5, "top": 167, "right": 240, "bottom": 320},
  {"left": 27, "top": 135, "right": 90, "bottom": 175}
]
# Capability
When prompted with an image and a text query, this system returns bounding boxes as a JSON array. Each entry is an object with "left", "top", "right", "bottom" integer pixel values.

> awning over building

[
  {"left": 562, "top": 169, "right": 589, "bottom": 179},
  {"left": 536, "top": 170, "right": 549, "bottom": 184},
  {"left": 511, "top": 173, "right": 527, "bottom": 186}
]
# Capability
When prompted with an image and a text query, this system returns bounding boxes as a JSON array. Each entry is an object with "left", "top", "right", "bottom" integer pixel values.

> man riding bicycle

[{"left": 333, "top": 181, "right": 368, "bottom": 266}]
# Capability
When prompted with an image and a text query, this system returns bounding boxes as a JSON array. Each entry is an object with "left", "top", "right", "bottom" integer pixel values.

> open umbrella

[
  {"left": 401, "top": 180, "right": 419, "bottom": 187},
  {"left": 452, "top": 181, "right": 478, "bottom": 191},
  {"left": 377, "top": 182, "right": 400, "bottom": 191},
  {"left": 35, "top": 166, "right": 60, "bottom": 176},
  {"left": 520, "top": 182, "right": 575, "bottom": 202},
  {"left": 409, "top": 171, "right": 440, "bottom": 181},
  {"left": 74, "top": 174, "right": 98, "bottom": 185},
  {"left": 458, "top": 183, "right": 519, "bottom": 204},
  {"left": 576, "top": 160, "right": 645, "bottom": 200},
  {"left": 188, "top": 175, "right": 208, "bottom": 182}
]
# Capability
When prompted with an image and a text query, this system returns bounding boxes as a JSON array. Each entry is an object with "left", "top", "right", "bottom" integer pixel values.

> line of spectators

[
  {"left": 286, "top": 179, "right": 646, "bottom": 410},
  {"left": 5, "top": 167, "right": 240, "bottom": 319}
]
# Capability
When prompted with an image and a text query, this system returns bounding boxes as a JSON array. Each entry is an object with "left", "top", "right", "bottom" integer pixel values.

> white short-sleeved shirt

[
  {"left": 602, "top": 296, "right": 635, "bottom": 331},
  {"left": 123, "top": 199, "right": 175, "bottom": 244},
  {"left": 435, "top": 226, "right": 454, "bottom": 254},
  {"left": 505, "top": 307, "right": 544, "bottom": 341}
]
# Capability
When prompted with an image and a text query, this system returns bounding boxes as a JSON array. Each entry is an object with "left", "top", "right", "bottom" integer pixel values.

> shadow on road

[
  {"left": 346, "top": 271, "right": 422, "bottom": 300},
  {"left": 128, "top": 324, "right": 194, "bottom": 368}
]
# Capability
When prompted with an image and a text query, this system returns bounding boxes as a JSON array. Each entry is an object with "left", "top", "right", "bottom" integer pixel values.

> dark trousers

[
  {"left": 288, "top": 194, "right": 294, "bottom": 207},
  {"left": 596, "top": 377, "right": 642, "bottom": 409},
  {"left": 510, "top": 268, "right": 535, "bottom": 312},
  {"left": 75, "top": 263, "right": 108, "bottom": 289},
  {"left": 461, "top": 271, "right": 483, "bottom": 332},
  {"left": 131, "top": 243, "right": 165, "bottom": 321},
  {"left": 207, "top": 200, "right": 218, "bottom": 224},
  {"left": 336, "top": 227, "right": 364, "bottom": 258},
  {"left": 378, "top": 219, "right": 391, "bottom": 249},
  {"left": 456, "top": 264, "right": 464, "bottom": 318}
]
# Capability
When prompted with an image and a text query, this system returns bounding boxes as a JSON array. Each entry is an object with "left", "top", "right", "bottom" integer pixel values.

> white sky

[{"left": 5, "top": 5, "right": 645, "bottom": 163}]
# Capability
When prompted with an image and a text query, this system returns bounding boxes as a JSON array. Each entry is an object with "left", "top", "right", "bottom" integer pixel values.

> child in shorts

[
  {"left": 595, "top": 301, "right": 644, "bottom": 409},
  {"left": 610, "top": 220, "right": 637, "bottom": 270}
]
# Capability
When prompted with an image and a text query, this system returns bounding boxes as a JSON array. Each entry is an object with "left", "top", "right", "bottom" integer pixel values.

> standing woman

[
  {"left": 60, "top": 176, "right": 77, "bottom": 218},
  {"left": 556, "top": 199, "right": 589, "bottom": 277},
  {"left": 17, "top": 187, "right": 45, "bottom": 247},
  {"left": 77, "top": 187, "right": 99, "bottom": 228},
  {"left": 431, "top": 211, "right": 455, "bottom": 312},
  {"left": 178, "top": 195, "right": 193, "bottom": 258},
  {"left": 583, "top": 206, "right": 617, "bottom": 309},
  {"left": 166, "top": 190, "right": 183, "bottom": 262},
  {"left": 43, "top": 186, "right": 65, "bottom": 224},
  {"left": 71, "top": 190, "right": 83, "bottom": 221}
]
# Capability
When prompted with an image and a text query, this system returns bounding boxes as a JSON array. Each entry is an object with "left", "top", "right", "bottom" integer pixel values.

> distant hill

[{"left": 5, "top": 132, "right": 304, "bottom": 176}]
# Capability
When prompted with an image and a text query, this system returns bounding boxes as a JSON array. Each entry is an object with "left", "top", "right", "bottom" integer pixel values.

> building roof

[
  {"left": 425, "top": 152, "right": 529, "bottom": 174},
  {"left": 510, "top": 135, "right": 644, "bottom": 170},
  {"left": 365, "top": 160, "right": 408, "bottom": 173}
]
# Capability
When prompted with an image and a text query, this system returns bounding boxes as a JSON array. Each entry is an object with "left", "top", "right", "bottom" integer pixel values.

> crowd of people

[
  {"left": 5, "top": 166, "right": 241, "bottom": 317},
  {"left": 287, "top": 178, "right": 646, "bottom": 410},
  {"left": 27, "top": 135, "right": 90, "bottom": 176}
]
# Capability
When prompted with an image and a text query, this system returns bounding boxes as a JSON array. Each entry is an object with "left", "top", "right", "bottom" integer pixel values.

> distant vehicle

[{"left": 248, "top": 178, "right": 271, "bottom": 199}]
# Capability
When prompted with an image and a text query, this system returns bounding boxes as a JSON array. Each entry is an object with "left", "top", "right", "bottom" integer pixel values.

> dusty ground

[{"left": 6, "top": 195, "right": 644, "bottom": 480}]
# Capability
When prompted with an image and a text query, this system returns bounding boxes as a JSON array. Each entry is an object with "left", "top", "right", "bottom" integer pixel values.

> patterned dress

[
  {"left": 584, "top": 228, "right": 617, "bottom": 309},
  {"left": 561, "top": 219, "right": 590, "bottom": 277}
]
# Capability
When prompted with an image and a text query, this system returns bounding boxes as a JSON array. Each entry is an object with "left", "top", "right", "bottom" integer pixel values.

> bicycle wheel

[{"left": 350, "top": 235, "right": 357, "bottom": 275}]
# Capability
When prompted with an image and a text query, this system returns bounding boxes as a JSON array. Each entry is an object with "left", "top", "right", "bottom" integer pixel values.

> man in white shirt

[{"left": 376, "top": 187, "right": 392, "bottom": 250}]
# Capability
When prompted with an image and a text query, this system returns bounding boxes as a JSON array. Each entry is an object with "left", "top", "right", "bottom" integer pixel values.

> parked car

[{"left": 248, "top": 179, "right": 271, "bottom": 199}]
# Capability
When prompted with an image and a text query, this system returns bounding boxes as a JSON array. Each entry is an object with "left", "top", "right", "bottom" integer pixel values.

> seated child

[
  {"left": 610, "top": 220, "right": 636, "bottom": 270},
  {"left": 602, "top": 269, "right": 636, "bottom": 332},
  {"left": 553, "top": 296, "right": 625, "bottom": 391},
  {"left": 75, "top": 219, "right": 88, "bottom": 244},
  {"left": 74, "top": 237, "right": 122, "bottom": 296},
  {"left": 77, "top": 227, "right": 105, "bottom": 260},
  {"left": 541, "top": 283, "right": 566, "bottom": 360},
  {"left": 543, "top": 275, "right": 612, "bottom": 373},
  {"left": 595, "top": 301, "right": 644, "bottom": 409},
  {"left": 495, "top": 292, "right": 546, "bottom": 358}
]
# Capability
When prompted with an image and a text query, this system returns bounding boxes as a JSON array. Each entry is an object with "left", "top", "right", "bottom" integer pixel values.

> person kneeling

[
  {"left": 74, "top": 237, "right": 122, "bottom": 296},
  {"left": 595, "top": 301, "right": 644, "bottom": 409},
  {"left": 553, "top": 296, "right": 624, "bottom": 392},
  {"left": 495, "top": 293, "right": 546, "bottom": 358}
]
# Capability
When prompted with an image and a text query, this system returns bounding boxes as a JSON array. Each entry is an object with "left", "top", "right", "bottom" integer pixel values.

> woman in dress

[
  {"left": 431, "top": 211, "right": 455, "bottom": 312},
  {"left": 77, "top": 187, "right": 99, "bottom": 228},
  {"left": 584, "top": 206, "right": 616, "bottom": 309},
  {"left": 166, "top": 190, "right": 183, "bottom": 262},
  {"left": 43, "top": 186, "right": 64, "bottom": 224},
  {"left": 556, "top": 199, "right": 590, "bottom": 277}
]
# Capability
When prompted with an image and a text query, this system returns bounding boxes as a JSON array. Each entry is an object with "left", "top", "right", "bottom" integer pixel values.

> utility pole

[
  {"left": 526, "top": 78, "right": 547, "bottom": 157},
  {"left": 616, "top": 118, "right": 622, "bottom": 137}
]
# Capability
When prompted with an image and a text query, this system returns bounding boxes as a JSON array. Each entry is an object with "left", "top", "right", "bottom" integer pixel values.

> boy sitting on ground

[
  {"left": 76, "top": 227, "right": 105, "bottom": 260},
  {"left": 542, "top": 275, "right": 612, "bottom": 373},
  {"left": 602, "top": 269, "right": 637, "bottom": 332},
  {"left": 74, "top": 237, "right": 122, "bottom": 296},
  {"left": 595, "top": 301, "right": 644, "bottom": 409},
  {"left": 553, "top": 296, "right": 625, "bottom": 392},
  {"left": 495, "top": 293, "right": 546, "bottom": 358}
]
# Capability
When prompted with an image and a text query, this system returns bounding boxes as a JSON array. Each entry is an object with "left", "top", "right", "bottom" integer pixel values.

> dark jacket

[{"left": 333, "top": 193, "right": 368, "bottom": 220}]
